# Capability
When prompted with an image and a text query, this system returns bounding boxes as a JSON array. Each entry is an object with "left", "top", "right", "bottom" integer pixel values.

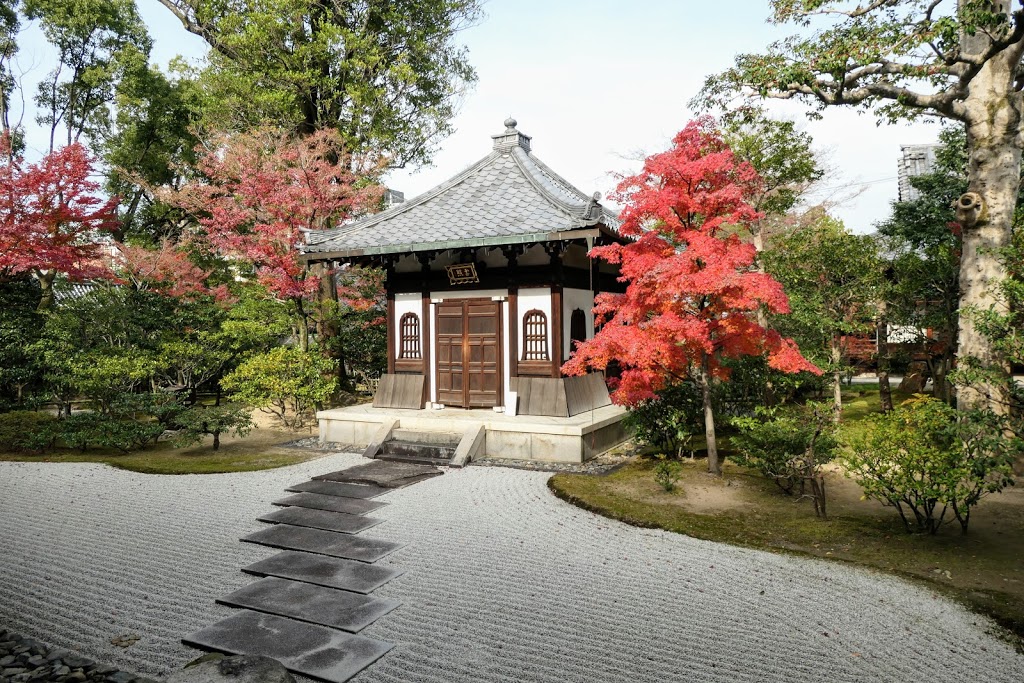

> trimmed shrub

[
  {"left": 732, "top": 402, "right": 837, "bottom": 518},
  {"left": 623, "top": 382, "right": 702, "bottom": 454},
  {"left": 0, "top": 411, "right": 58, "bottom": 452},
  {"left": 221, "top": 346, "right": 337, "bottom": 429},
  {"left": 653, "top": 458, "right": 682, "bottom": 492},
  {"left": 56, "top": 412, "right": 163, "bottom": 453},
  {"left": 171, "top": 403, "right": 253, "bottom": 450},
  {"left": 841, "top": 397, "right": 1019, "bottom": 534}
]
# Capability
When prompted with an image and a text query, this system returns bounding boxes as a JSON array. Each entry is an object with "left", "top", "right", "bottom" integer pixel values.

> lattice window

[
  {"left": 399, "top": 312, "right": 421, "bottom": 359},
  {"left": 522, "top": 309, "right": 549, "bottom": 361}
]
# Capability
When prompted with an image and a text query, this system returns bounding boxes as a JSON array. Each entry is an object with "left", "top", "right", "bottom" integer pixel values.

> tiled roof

[{"left": 303, "top": 119, "right": 620, "bottom": 257}]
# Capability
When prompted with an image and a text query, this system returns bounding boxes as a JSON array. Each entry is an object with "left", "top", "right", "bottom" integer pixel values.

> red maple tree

[
  {"left": 563, "top": 117, "right": 819, "bottom": 474},
  {"left": 163, "top": 128, "right": 384, "bottom": 349},
  {"left": 0, "top": 141, "right": 119, "bottom": 309}
]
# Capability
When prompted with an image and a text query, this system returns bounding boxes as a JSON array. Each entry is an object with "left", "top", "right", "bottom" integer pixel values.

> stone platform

[{"left": 316, "top": 403, "right": 629, "bottom": 464}]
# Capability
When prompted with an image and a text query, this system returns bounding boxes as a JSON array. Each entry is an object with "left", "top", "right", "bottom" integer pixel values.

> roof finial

[{"left": 504, "top": 116, "right": 517, "bottom": 132}]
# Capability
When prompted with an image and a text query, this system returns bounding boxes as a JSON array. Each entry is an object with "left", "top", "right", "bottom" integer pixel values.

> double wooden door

[{"left": 435, "top": 298, "right": 502, "bottom": 408}]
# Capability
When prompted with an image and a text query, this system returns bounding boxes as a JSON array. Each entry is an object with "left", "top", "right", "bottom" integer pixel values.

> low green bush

[
  {"left": 731, "top": 402, "right": 837, "bottom": 518},
  {"left": 653, "top": 458, "right": 682, "bottom": 492},
  {"left": 56, "top": 412, "right": 163, "bottom": 453},
  {"left": 171, "top": 403, "right": 253, "bottom": 450},
  {"left": 0, "top": 411, "right": 58, "bottom": 452},
  {"left": 841, "top": 397, "right": 1019, "bottom": 534},
  {"left": 623, "top": 382, "right": 701, "bottom": 453}
]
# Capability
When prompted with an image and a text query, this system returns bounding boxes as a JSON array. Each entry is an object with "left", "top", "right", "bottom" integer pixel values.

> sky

[{"left": 20, "top": 0, "right": 946, "bottom": 233}]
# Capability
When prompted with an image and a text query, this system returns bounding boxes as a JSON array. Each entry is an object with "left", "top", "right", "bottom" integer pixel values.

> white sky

[{"left": 18, "top": 0, "right": 946, "bottom": 233}]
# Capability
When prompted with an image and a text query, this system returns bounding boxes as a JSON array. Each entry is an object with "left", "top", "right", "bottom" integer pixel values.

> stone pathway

[{"left": 182, "top": 461, "right": 441, "bottom": 683}]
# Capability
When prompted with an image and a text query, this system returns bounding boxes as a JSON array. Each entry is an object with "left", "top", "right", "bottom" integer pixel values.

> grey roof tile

[{"left": 304, "top": 128, "right": 621, "bottom": 256}]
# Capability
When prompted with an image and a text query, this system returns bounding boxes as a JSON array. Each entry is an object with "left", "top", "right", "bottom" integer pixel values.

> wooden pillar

[
  {"left": 503, "top": 245, "right": 521, "bottom": 380},
  {"left": 551, "top": 286, "right": 563, "bottom": 377},
  {"left": 385, "top": 258, "right": 396, "bottom": 375},
  {"left": 546, "top": 242, "right": 565, "bottom": 378},
  {"left": 419, "top": 253, "right": 432, "bottom": 406}
]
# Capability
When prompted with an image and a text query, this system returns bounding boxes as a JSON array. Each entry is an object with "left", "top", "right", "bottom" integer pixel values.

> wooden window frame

[
  {"left": 399, "top": 312, "right": 422, "bottom": 359},
  {"left": 522, "top": 309, "right": 549, "bottom": 361}
]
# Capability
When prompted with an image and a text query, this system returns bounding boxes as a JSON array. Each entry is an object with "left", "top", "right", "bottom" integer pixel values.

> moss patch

[
  {"left": 550, "top": 390, "right": 1024, "bottom": 647},
  {"left": 0, "top": 428, "right": 329, "bottom": 474}
]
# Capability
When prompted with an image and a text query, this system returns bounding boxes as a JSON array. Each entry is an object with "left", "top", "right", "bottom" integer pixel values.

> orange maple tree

[{"left": 563, "top": 117, "right": 818, "bottom": 474}]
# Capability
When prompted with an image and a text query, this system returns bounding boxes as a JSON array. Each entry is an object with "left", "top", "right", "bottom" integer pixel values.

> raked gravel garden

[{"left": 1, "top": 451, "right": 1022, "bottom": 683}]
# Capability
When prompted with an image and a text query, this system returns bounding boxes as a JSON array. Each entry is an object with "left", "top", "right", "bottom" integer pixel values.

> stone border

[{"left": 0, "top": 630, "right": 154, "bottom": 683}]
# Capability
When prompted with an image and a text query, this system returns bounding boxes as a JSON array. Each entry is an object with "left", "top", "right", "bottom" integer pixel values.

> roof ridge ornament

[{"left": 492, "top": 116, "right": 531, "bottom": 153}]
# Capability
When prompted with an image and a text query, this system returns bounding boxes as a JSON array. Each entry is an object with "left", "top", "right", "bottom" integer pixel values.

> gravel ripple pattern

[{"left": 1, "top": 457, "right": 1022, "bottom": 683}]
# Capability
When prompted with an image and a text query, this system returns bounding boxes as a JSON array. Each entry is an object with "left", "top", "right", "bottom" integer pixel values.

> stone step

[
  {"left": 258, "top": 506, "right": 384, "bottom": 535},
  {"left": 242, "top": 551, "right": 403, "bottom": 594},
  {"left": 313, "top": 460, "right": 443, "bottom": 488},
  {"left": 182, "top": 609, "right": 392, "bottom": 683},
  {"left": 390, "top": 428, "right": 462, "bottom": 447},
  {"left": 217, "top": 577, "right": 400, "bottom": 633},
  {"left": 272, "top": 492, "right": 387, "bottom": 516},
  {"left": 285, "top": 480, "right": 388, "bottom": 499},
  {"left": 374, "top": 453, "right": 452, "bottom": 467},
  {"left": 242, "top": 524, "right": 403, "bottom": 563},
  {"left": 378, "top": 440, "right": 455, "bottom": 461}
]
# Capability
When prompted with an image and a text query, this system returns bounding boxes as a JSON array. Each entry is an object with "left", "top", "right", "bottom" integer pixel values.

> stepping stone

[
  {"left": 273, "top": 492, "right": 387, "bottom": 516},
  {"left": 217, "top": 577, "right": 400, "bottom": 632},
  {"left": 183, "top": 609, "right": 392, "bottom": 683},
  {"left": 243, "top": 551, "right": 403, "bottom": 594},
  {"left": 259, "top": 506, "right": 384, "bottom": 534},
  {"left": 286, "top": 480, "right": 388, "bottom": 499},
  {"left": 242, "top": 524, "right": 403, "bottom": 563},
  {"left": 314, "top": 460, "right": 442, "bottom": 488}
]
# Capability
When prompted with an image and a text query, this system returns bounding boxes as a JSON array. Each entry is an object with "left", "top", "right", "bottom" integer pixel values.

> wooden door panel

[{"left": 434, "top": 298, "right": 502, "bottom": 408}]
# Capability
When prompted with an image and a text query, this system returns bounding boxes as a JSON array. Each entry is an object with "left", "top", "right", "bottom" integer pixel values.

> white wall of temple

[
  {"left": 393, "top": 292, "right": 423, "bottom": 358},
  {"left": 427, "top": 288, "right": 512, "bottom": 408},
  {"left": 563, "top": 288, "right": 595, "bottom": 359},
  {"left": 518, "top": 287, "right": 553, "bottom": 362}
]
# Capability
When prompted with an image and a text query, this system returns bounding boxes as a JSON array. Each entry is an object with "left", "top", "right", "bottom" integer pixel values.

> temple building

[{"left": 301, "top": 119, "right": 630, "bottom": 464}]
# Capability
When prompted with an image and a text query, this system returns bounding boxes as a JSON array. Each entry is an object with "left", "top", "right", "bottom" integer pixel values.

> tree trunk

[
  {"left": 697, "top": 356, "right": 720, "bottom": 475},
  {"left": 830, "top": 335, "right": 843, "bottom": 423},
  {"left": 212, "top": 430, "right": 220, "bottom": 450},
  {"left": 34, "top": 270, "right": 56, "bottom": 311},
  {"left": 956, "top": 15, "right": 1022, "bottom": 414},
  {"left": 877, "top": 302, "right": 893, "bottom": 413}
]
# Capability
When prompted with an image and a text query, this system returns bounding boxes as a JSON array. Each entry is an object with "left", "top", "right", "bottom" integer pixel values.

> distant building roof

[
  {"left": 303, "top": 118, "right": 620, "bottom": 258},
  {"left": 897, "top": 143, "right": 938, "bottom": 202}
]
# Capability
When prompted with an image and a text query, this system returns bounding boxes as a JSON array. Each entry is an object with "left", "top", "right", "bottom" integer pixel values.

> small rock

[
  {"left": 26, "top": 655, "right": 45, "bottom": 667},
  {"left": 46, "top": 648, "right": 71, "bottom": 662},
  {"left": 3, "top": 667, "right": 28, "bottom": 677},
  {"left": 54, "top": 665, "right": 72, "bottom": 677},
  {"left": 67, "top": 672, "right": 87, "bottom": 683},
  {"left": 91, "top": 665, "right": 118, "bottom": 675},
  {"left": 0, "top": 655, "right": 16, "bottom": 666},
  {"left": 105, "top": 671, "right": 136, "bottom": 683},
  {"left": 167, "top": 655, "right": 294, "bottom": 683},
  {"left": 63, "top": 656, "right": 93, "bottom": 669}
]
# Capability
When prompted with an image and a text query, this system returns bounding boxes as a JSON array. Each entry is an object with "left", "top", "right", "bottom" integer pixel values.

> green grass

[
  {"left": 0, "top": 429, "right": 326, "bottom": 474},
  {"left": 550, "top": 389, "right": 1024, "bottom": 647}
]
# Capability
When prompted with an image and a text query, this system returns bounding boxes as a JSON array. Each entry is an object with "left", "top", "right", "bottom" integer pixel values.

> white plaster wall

[
  {"left": 393, "top": 293, "right": 422, "bottom": 359},
  {"left": 428, "top": 288, "right": 511, "bottom": 409},
  {"left": 518, "top": 287, "right": 553, "bottom": 362},
  {"left": 563, "top": 288, "right": 595, "bottom": 359}
]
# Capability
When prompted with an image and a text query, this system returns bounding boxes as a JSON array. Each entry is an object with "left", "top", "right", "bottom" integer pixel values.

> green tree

[
  {"left": 156, "top": 0, "right": 480, "bottom": 165},
  {"left": 700, "top": 0, "right": 1024, "bottom": 414},
  {"left": 0, "top": 0, "right": 20, "bottom": 148},
  {"left": 762, "top": 212, "right": 885, "bottom": 421},
  {"left": 24, "top": 0, "right": 151, "bottom": 150},
  {"left": 221, "top": 345, "right": 337, "bottom": 429}
]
